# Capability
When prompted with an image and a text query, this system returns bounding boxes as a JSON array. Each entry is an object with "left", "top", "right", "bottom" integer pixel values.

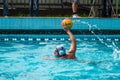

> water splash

[
  {"left": 113, "top": 49, "right": 120, "bottom": 60},
  {"left": 80, "top": 20, "right": 120, "bottom": 60}
]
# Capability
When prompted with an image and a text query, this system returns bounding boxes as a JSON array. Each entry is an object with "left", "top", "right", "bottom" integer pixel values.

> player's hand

[{"left": 63, "top": 27, "right": 69, "bottom": 32}]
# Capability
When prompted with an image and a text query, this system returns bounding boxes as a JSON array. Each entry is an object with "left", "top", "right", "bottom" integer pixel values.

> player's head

[{"left": 54, "top": 44, "right": 66, "bottom": 57}]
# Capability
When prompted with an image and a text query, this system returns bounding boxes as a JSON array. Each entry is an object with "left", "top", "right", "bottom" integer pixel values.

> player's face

[{"left": 54, "top": 49, "right": 59, "bottom": 57}]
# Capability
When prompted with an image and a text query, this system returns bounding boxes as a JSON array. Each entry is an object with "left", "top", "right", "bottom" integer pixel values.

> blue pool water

[
  {"left": 0, "top": 17, "right": 120, "bottom": 80},
  {"left": 0, "top": 35, "right": 120, "bottom": 80}
]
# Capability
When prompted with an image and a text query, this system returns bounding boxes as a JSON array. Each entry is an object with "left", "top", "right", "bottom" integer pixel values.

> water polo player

[{"left": 54, "top": 18, "right": 76, "bottom": 59}]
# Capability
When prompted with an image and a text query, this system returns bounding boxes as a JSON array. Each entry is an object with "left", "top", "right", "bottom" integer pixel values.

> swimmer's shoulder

[{"left": 61, "top": 54, "right": 76, "bottom": 59}]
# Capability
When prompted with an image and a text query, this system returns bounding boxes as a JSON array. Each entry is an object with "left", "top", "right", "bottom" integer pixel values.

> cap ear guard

[
  {"left": 58, "top": 48, "right": 66, "bottom": 56},
  {"left": 56, "top": 44, "right": 66, "bottom": 57}
]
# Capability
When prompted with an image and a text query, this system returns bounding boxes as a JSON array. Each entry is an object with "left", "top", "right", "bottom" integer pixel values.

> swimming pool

[
  {"left": 0, "top": 18, "right": 120, "bottom": 80},
  {"left": 0, "top": 34, "right": 120, "bottom": 80}
]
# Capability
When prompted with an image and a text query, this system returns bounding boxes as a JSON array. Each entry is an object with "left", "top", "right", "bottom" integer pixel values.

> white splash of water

[
  {"left": 113, "top": 49, "right": 120, "bottom": 60},
  {"left": 80, "top": 20, "right": 120, "bottom": 60}
]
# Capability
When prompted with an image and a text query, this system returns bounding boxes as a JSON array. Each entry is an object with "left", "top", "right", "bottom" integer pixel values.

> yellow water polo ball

[{"left": 61, "top": 18, "right": 73, "bottom": 28}]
